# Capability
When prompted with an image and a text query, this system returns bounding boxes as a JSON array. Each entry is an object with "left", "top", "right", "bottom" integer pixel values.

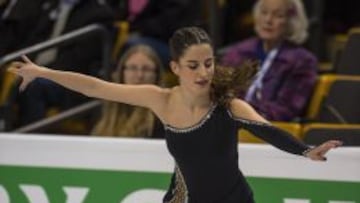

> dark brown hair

[
  {"left": 169, "top": 26, "right": 258, "bottom": 106},
  {"left": 169, "top": 26, "right": 213, "bottom": 61},
  {"left": 211, "top": 61, "right": 258, "bottom": 107}
]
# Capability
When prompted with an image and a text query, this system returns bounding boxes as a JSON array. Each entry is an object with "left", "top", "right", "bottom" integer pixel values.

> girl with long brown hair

[{"left": 92, "top": 45, "right": 164, "bottom": 138}]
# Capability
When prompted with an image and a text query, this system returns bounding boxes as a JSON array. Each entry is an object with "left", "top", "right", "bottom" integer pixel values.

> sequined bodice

[{"left": 164, "top": 105, "right": 242, "bottom": 202}]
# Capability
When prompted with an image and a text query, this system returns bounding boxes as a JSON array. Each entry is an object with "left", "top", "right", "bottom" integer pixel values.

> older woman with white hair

[{"left": 221, "top": 0, "right": 318, "bottom": 122}]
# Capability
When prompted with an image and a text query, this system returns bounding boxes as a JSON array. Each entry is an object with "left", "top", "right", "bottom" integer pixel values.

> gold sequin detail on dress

[{"left": 168, "top": 165, "right": 188, "bottom": 203}]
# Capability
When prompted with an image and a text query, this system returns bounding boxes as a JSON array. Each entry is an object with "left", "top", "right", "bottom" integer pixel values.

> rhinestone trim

[{"left": 165, "top": 104, "right": 217, "bottom": 134}]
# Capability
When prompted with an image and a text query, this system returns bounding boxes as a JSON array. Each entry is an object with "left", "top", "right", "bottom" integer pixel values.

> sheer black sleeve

[{"left": 235, "top": 117, "right": 310, "bottom": 155}]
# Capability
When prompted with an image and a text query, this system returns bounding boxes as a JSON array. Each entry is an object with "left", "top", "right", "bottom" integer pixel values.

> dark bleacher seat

[
  {"left": 317, "top": 79, "right": 360, "bottom": 124},
  {"left": 303, "top": 123, "right": 360, "bottom": 146},
  {"left": 334, "top": 28, "right": 360, "bottom": 75},
  {"left": 306, "top": 74, "right": 360, "bottom": 124}
]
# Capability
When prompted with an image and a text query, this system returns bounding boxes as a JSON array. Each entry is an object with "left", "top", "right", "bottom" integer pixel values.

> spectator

[
  {"left": 222, "top": 0, "right": 254, "bottom": 45},
  {"left": 91, "top": 45, "right": 164, "bottom": 138},
  {"left": 221, "top": 0, "right": 318, "bottom": 121},
  {"left": 12, "top": 0, "right": 114, "bottom": 126},
  {"left": 0, "top": 0, "right": 114, "bottom": 71},
  {"left": 109, "top": 0, "right": 203, "bottom": 67}
]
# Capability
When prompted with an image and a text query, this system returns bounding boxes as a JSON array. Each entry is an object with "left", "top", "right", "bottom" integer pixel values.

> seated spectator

[
  {"left": 0, "top": 0, "right": 114, "bottom": 70},
  {"left": 13, "top": 0, "right": 114, "bottom": 126},
  {"left": 109, "top": 0, "right": 203, "bottom": 67},
  {"left": 91, "top": 45, "right": 164, "bottom": 138},
  {"left": 221, "top": 0, "right": 318, "bottom": 121}
]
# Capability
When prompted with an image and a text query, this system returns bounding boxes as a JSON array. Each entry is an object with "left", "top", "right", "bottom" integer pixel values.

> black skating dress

[{"left": 162, "top": 104, "right": 309, "bottom": 203}]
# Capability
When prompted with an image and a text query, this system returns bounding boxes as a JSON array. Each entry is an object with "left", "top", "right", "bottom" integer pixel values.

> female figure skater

[{"left": 9, "top": 26, "right": 341, "bottom": 203}]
